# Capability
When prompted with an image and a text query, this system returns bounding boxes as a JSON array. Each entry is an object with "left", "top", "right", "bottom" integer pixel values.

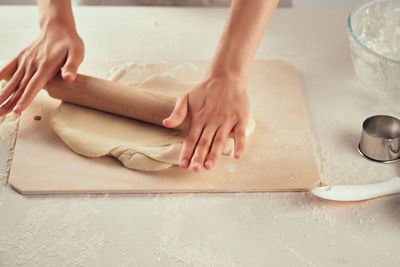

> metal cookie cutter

[{"left": 359, "top": 115, "right": 400, "bottom": 163}]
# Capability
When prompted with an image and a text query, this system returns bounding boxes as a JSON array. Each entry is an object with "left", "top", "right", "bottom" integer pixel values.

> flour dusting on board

[
  {"left": 0, "top": 80, "right": 20, "bottom": 143},
  {"left": 0, "top": 79, "right": 20, "bottom": 208},
  {"left": 0, "top": 112, "right": 19, "bottom": 143},
  {"left": 1, "top": 62, "right": 400, "bottom": 265}
]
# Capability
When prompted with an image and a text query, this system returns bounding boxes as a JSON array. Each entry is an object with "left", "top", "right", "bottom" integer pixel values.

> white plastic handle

[{"left": 311, "top": 177, "right": 400, "bottom": 201}]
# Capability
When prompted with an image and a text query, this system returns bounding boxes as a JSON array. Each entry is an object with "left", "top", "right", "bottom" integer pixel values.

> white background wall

[
  {"left": 0, "top": 0, "right": 366, "bottom": 7},
  {"left": 292, "top": 0, "right": 364, "bottom": 7}
]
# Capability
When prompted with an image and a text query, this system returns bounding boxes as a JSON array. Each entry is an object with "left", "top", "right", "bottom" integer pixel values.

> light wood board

[{"left": 8, "top": 61, "right": 320, "bottom": 194}]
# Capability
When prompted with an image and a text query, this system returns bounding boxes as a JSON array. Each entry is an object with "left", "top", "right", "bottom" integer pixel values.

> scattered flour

[
  {"left": 0, "top": 80, "right": 20, "bottom": 143},
  {"left": 0, "top": 79, "right": 20, "bottom": 209},
  {"left": 265, "top": 233, "right": 317, "bottom": 267},
  {"left": 1, "top": 62, "right": 400, "bottom": 265},
  {"left": 0, "top": 112, "right": 19, "bottom": 143},
  {"left": 151, "top": 194, "right": 238, "bottom": 266},
  {"left": 0, "top": 196, "right": 107, "bottom": 266}
]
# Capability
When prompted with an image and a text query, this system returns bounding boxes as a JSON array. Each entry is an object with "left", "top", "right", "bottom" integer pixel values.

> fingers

[
  {"left": 0, "top": 88, "right": 24, "bottom": 116},
  {"left": 204, "top": 125, "right": 231, "bottom": 170},
  {"left": 181, "top": 120, "right": 247, "bottom": 171},
  {"left": 61, "top": 48, "right": 84, "bottom": 82},
  {"left": 0, "top": 66, "right": 24, "bottom": 105},
  {"left": 13, "top": 67, "right": 49, "bottom": 114},
  {"left": 233, "top": 122, "right": 247, "bottom": 159},
  {"left": 190, "top": 125, "right": 218, "bottom": 172},
  {"left": 163, "top": 94, "right": 188, "bottom": 128},
  {"left": 0, "top": 68, "right": 35, "bottom": 116},
  {"left": 179, "top": 122, "right": 203, "bottom": 169},
  {"left": 179, "top": 119, "right": 247, "bottom": 171},
  {"left": 0, "top": 57, "right": 18, "bottom": 81}
]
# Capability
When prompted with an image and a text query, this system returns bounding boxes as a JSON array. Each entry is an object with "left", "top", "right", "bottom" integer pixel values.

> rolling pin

[{"left": 45, "top": 73, "right": 187, "bottom": 130}]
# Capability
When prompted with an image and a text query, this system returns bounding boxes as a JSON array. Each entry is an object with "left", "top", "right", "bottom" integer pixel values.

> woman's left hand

[{"left": 163, "top": 73, "right": 250, "bottom": 172}]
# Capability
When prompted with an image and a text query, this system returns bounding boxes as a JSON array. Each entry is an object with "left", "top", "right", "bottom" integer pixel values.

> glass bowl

[{"left": 348, "top": 0, "right": 400, "bottom": 102}]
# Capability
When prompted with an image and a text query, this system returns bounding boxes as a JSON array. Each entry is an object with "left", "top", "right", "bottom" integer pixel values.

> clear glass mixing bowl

[{"left": 348, "top": 0, "right": 400, "bottom": 102}]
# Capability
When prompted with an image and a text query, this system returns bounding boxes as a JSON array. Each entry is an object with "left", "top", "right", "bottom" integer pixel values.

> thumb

[
  {"left": 163, "top": 94, "right": 188, "bottom": 128},
  {"left": 61, "top": 48, "right": 84, "bottom": 82}
]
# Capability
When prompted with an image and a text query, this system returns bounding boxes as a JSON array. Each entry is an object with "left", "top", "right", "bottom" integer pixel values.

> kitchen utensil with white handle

[{"left": 312, "top": 177, "right": 400, "bottom": 201}]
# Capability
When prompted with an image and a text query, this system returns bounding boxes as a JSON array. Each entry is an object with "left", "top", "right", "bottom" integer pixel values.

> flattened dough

[{"left": 50, "top": 63, "right": 255, "bottom": 171}]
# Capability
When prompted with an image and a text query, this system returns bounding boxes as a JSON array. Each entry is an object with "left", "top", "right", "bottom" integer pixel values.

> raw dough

[{"left": 50, "top": 64, "right": 255, "bottom": 171}]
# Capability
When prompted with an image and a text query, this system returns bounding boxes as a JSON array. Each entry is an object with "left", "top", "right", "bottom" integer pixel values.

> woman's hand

[
  {"left": 0, "top": 20, "right": 84, "bottom": 115},
  {"left": 162, "top": 0, "right": 277, "bottom": 172},
  {"left": 163, "top": 74, "right": 250, "bottom": 172}
]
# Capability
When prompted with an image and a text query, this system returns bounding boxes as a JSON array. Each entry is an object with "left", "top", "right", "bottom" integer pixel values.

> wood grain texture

[{"left": 8, "top": 61, "right": 321, "bottom": 194}]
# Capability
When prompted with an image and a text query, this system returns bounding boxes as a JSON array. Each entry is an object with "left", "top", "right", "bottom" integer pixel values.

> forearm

[
  {"left": 207, "top": 0, "right": 279, "bottom": 79},
  {"left": 37, "top": 0, "right": 77, "bottom": 32}
]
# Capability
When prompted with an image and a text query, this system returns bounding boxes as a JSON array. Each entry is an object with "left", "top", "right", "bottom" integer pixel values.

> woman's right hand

[{"left": 0, "top": 19, "right": 84, "bottom": 115}]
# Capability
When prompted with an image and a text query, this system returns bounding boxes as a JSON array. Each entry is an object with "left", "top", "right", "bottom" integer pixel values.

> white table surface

[{"left": 1, "top": 6, "right": 399, "bottom": 267}]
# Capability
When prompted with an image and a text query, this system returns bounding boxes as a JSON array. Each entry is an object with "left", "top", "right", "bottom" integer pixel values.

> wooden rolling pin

[{"left": 45, "top": 73, "right": 187, "bottom": 130}]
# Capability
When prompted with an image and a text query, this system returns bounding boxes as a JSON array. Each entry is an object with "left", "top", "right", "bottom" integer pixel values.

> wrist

[
  {"left": 205, "top": 61, "right": 250, "bottom": 84},
  {"left": 207, "top": 50, "right": 252, "bottom": 83},
  {"left": 40, "top": 16, "right": 76, "bottom": 31},
  {"left": 38, "top": 0, "right": 76, "bottom": 32},
  {"left": 201, "top": 70, "right": 248, "bottom": 92}
]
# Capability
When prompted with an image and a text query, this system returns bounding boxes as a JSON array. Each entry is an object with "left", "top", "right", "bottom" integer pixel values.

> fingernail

[
  {"left": 192, "top": 161, "right": 201, "bottom": 172},
  {"left": 13, "top": 105, "right": 21, "bottom": 113},
  {"left": 204, "top": 160, "right": 213, "bottom": 169},
  {"left": 180, "top": 159, "right": 188, "bottom": 168},
  {"left": 64, "top": 72, "right": 75, "bottom": 81},
  {"left": 235, "top": 150, "right": 243, "bottom": 159}
]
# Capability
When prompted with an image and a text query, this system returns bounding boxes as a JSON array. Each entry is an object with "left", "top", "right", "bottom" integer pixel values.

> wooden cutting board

[{"left": 8, "top": 61, "right": 320, "bottom": 194}]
